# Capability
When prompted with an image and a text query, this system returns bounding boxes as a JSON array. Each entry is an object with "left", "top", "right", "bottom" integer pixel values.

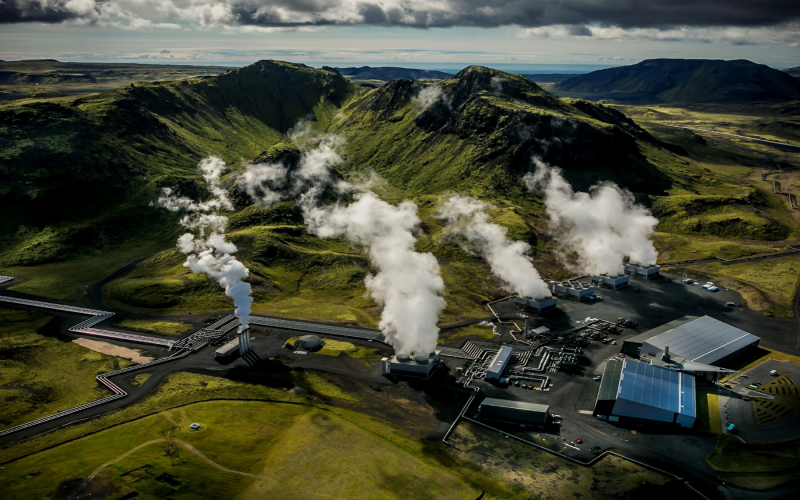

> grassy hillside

[
  {"left": 0, "top": 60, "right": 235, "bottom": 101},
  {"left": 554, "top": 59, "right": 800, "bottom": 104},
  {"left": 1, "top": 60, "right": 796, "bottom": 322},
  {"left": 0, "top": 61, "right": 358, "bottom": 296}
]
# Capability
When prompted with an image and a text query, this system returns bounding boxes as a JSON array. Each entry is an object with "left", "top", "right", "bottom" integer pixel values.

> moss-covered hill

[
  {"left": 0, "top": 61, "right": 356, "bottom": 267},
  {"left": 1, "top": 61, "right": 795, "bottom": 319},
  {"left": 335, "top": 66, "right": 669, "bottom": 195}
]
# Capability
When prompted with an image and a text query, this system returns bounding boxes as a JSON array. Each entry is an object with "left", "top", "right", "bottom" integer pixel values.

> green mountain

[
  {"left": 554, "top": 59, "right": 800, "bottom": 104},
  {"left": 335, "top": 65, "right": 669, "bottom": 194},
  {"left": 0, "top": 60, "right": 794, "bottom": 318}
]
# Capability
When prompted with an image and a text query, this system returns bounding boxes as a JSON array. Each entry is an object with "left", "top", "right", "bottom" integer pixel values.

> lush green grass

[
  {"left": 115, "top": 318, "right": 193, "bottom": 336},
  {"left": 707, "top": 434, "right": 800, "bottom": 473},
  {"left": 451, "top": 421, "right": 669, "bottom": 499},
  {"left": 0, "top": 307, "right": 134, "bottom": 430},
  {"left": 701, "top": 257, "right": 800, "bottom": 316},
  {"left": 694, "top": 388, "right": 721, "bottom": 433},
  {"left": 0, "top": 400, "right": 480, "bottom": 499},
  {"left": 130, "top": 373, "right": 152, "bottom": 387},
  {"left": 654, "top": 233, "right": 786, "bottom": 262},
  {"left": 439, "top": 324, "right": 498, "bottom": 344},
  {"left": 287, "top": 336, "right": 382, "bottom": 364}
]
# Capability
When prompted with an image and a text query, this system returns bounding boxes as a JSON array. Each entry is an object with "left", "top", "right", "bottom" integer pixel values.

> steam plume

[
  {"left": 437, "top": 195, "right": 551, "bottom": 299},
  {"left": 157, "top": 157, "right": 253, "bottom": 327},
  {"left": 305, "top": 191, "right": 446, "bottom": 356},
  {"left": 524, "top": 157, "right": 658, "bottom": 275}
]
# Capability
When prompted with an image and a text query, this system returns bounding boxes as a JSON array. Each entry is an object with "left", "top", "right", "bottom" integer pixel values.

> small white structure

[
  {"left": 299, "top": 335, "right": 321, "bottom": 350},
  {"left": 381, "top": 351, "right": 441, "bottom": 379},
  {"left": 591, "top": 274, "right": 629, "bottom": 289},
  {"left": 215, "top": 338, "right": 241, "bottom": 358},
  {"left": 190, "top": 423, "right": 201, "bottom": 430},
  {"left": 485, "top": 346, "right": 513, "bottom": 381}
]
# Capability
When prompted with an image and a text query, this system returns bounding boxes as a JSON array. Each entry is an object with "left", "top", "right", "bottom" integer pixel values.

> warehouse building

[
  {"left": 594, "top": 359, "right": 696, "bottom": 428},
  {"left": 624, "top": 263, "right": 660, "bottom": 279},
  {"left": 591, "top": 274, "right": 629, "bottom": 289},
  {"left": 381, "top": 351, "right": 441, "bottom": 379},
  {"left": 515, "top": 296, "right": 557, "bottom": 314},
  {"left": 485, "top": 346, "right": 513, "bottom": 381},
  {"left": 621, "top": 315, "right": 760, "bottom": 370},
  {"left": 476, "top": 398, "right": 550, "bottom": 425},
  {"left": 549, "top": 280, "right": 595, "bottom": 301}
]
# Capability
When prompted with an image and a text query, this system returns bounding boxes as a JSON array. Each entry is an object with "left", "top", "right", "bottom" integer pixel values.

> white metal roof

[{"left": 642, "top": 315, "right": 759, "bottom": 365}]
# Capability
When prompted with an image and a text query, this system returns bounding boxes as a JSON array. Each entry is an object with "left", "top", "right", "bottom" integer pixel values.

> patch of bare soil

[{"left": 72, "top": 338, "right": 154, "bottom": 364}]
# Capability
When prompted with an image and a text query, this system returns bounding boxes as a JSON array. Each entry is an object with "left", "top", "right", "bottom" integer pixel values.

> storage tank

[{"left": 299, "top": 335, "right": 321, "bottom": 350}]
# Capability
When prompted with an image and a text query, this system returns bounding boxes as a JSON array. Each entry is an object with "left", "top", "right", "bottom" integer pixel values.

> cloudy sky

[{"left": 0, "top": 1, "right": 798, "bottom": 69}]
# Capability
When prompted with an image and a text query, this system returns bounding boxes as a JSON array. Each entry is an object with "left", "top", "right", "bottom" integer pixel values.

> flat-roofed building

[
  {"left": 594, "top": 359, "right": 696, "bottom": 428},
  {"left": 623, "top": 315, "right": 759, "bottom": 369},
  {"left": 485, "top": 346, "right": 513, "bottom": 381},
  {"left": 381, "top": 351, "right": 440, "bottom": 379},
  {"left": 624, "top": 264, "right": 660, "bottom": 279},
  {"left": 477, "top": 398, "right": 550, "bottom": 425},
  {"left": 591, "top": 274, "right": 629, "bottom": 289},
  {"left": 515, "top": 296, "right": 557, "bottom": 314}
]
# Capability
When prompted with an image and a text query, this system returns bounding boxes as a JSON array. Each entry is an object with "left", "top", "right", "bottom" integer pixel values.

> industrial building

[
  {"left": 381, "top": 351, "right": 441, "bottom": 379},
  {"left": 591, "top": 274, "right": 629, "bottom": 289},
  {"left": 549, "top": 280, "right": 595, "bottom": 301},
  {"left": 621, "top": 315, "right": 760, "bottom": 370},
  {"left": 485, "top": 346, "right": 513, "bottom": 381},
  {"left": 624, "top": 263, "right": 660, "bottom": 279},
  {"left": 515, "top": 296, "right": 557, "bottom": 314},
  {"left": 594, "top": 359, "right": 696, "bottom": 428},
  {"left": 477, "top": 398, "right": 550, "bottom": 425}
]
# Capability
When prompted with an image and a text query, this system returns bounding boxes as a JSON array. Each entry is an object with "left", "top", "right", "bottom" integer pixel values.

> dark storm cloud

[
  {"left": 1, "top": 0, "right": 798, "bottom": 30},
  {"left": 0, "top": 0, "right": 98, "bottom": 23}
]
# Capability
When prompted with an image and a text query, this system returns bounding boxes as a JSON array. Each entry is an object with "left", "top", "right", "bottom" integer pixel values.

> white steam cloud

[
  {"left": 305, "top": 191, "right": 446, "bottom": 356},
  {"left": 524, "top": 157, "right": 658, "bottom": 276},
  {"left": 239, "top": 134, "right": 446, "bottom": 355},
  {"left": 437, "top": 195, "right": 551, "bottom": 300},
  {"left": 413, "top": 83, "right": 446, "bottom": 110},
  {"left": 157, "top": 157, "right": 253, "bottom": 327},
  {"left": 238, "top": 134, "right": 343, "bottom": 209}
]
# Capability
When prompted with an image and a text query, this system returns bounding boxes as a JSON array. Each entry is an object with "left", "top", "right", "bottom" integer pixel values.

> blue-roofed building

[{"left": 594, "top": 359, "right": 696, "bottom": 428}]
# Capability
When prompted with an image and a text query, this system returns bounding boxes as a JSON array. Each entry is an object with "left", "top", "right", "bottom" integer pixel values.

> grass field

[
  {"left": 0, "top": 400, "right": 482, "bottom": 499},
  {"left": 450, "top": 422, "right": 670, "bottom": 499},
  {"left": 115, "top": 318, "right": 193, "bottom": 336},
  {"left": 695, "top": 388, "right": 721, "bottom": 434},
  {"left": 707, "top": 434, "right": 800, "bottom": 474},
  {"left": 286, "top": 336, "right": 382, "bottom": 364},
  {"left": 0, "top": 307, "right": 134, "bottom": 430}
]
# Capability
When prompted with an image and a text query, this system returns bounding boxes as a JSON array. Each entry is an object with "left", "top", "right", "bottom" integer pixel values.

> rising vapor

[
  {"left": 158, "top": 157, "right": 253, "bottom": 327},
  {"left": 437, "top": 194, "right": 551, "bottom": 299},
  {"left": 305, "top": 191, "right": 446, "bottom": 356},
  {"left": 524, "top": 157, "right": 658, "bottom": 275},
  {"left": 239, "top": 134, "right": 446, "bottom": 355}
]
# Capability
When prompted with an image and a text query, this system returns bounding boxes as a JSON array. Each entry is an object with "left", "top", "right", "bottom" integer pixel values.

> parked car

[
  {"left": 755, "top": 381, "right": 762, "bottom": 385},
  {"left": 575, "top": 438, "right": 583, "bottom": 444},
  {"left": 770, "top": 370, "right": 778, "bottom": 376},
  {"left": 552, "top": 414, "right": 563, "bottom": 419}
]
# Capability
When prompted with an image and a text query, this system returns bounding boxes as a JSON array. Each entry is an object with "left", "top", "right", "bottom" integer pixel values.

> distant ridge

[
  {"left": 334, "top": 66, "right": 452, "bottom": 81},
  {"left": 554, "top": 59, "right": 800, "bottom": 104},
  {"left": 785, "top": 66, "right": 800, "bottom": 78}
]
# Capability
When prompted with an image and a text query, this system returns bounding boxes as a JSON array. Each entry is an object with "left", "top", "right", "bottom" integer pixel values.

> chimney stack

[{"left": 662, "top": 346, "right": 670, "bottom": 361}]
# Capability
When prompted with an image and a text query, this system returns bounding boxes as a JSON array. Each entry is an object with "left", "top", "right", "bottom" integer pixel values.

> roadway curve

[{"left": 666, "top": 125, "right": 800, "bottom": 152}]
